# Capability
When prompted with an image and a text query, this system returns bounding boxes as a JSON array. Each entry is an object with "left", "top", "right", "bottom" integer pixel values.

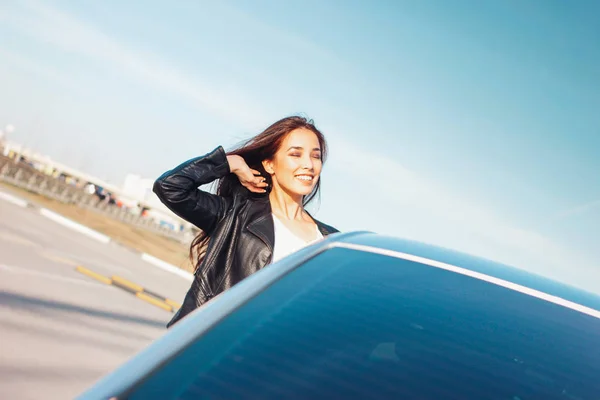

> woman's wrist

[{"left": 226, "top": 155, "right": 244, "bottom": 174}]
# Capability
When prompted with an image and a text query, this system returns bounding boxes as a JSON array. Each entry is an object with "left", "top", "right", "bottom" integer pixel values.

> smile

[{"left": 295, "top": 175, "right": 314, "bottom": 182}]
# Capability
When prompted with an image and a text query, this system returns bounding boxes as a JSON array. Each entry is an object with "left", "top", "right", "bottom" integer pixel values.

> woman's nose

[{"left": 301, "top": 156, "right": 314, "bottom": 170}]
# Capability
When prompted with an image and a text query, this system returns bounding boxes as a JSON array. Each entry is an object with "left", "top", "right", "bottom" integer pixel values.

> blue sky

[{"left": 1, "top": 0, "right": 599, "bottom": 292}]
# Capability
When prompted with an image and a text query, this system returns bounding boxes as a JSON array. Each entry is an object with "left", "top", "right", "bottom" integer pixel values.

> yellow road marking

[
  {"left": 136, "top": 292, "right": 173, "bottom": 312},
  {"left": 42, "top": 252, "right": 80, "bottom": 267},
  {"left": 165, "top": 299, "right": 182, "bottom": 309},
  {"left": 74, "top": 266, "right": 175, "bottom": 313},
  {"left": 75, "top": 266, "right": 112, "bottom": 285},
  {"left": 111, "top": 275, "right": 144, "bottom": 292},
  {"left": 0, "top": 232, "right": 37, "bottom": 247}
]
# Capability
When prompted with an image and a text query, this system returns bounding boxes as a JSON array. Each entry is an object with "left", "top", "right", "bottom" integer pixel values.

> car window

[{"left": 125, "top": 248, "right": 600, "bottom": 399}]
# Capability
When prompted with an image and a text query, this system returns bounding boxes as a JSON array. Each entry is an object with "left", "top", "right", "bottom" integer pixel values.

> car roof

[
  {"left": 338, "top": 232, "right": 600, "bottom": 313},
  {"left": 77, "top": 231, "right": 600, "bottom": 400}
]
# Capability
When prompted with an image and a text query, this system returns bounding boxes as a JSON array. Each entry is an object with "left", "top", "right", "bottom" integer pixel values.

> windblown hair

[{"left": 189, "top": 115, "right": 328, "bottom": 273}]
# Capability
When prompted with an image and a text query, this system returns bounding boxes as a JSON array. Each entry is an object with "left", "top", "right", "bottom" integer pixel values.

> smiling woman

[{"left": 153, "top": 116, "right": 339, "bottom": 327}]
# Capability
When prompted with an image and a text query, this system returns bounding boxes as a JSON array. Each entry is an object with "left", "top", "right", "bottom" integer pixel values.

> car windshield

[{"left": 125, "top": 248, "right": 600, "bottom": 399}]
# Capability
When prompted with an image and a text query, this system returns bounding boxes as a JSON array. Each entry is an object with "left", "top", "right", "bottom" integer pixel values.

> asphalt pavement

[{"left": 0, "top": 195, "right": 192, "bottom": 399}]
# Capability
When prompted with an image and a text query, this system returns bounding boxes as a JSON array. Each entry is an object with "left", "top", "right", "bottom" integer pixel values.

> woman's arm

[
  {"left": 153, "top": 146, "right": 232, "bottom": 233},
  {"left": 153, "top": 146, "right": 269, "bottom": 233}
]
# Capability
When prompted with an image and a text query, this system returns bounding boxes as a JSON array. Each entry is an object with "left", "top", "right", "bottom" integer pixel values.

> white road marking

[
  {"left": 0, "top": 191, "right": 28, "bottom": 207},
  {"left": 332, "top": 242, "right": 600, "bottom": 320},
  {"left": 0, "top": 263, "right": 112, "bottom": 289},
  {"left": 141, "top": 253, "right": 193, "bottom": 281},
  {"left": 38, "top": 208, "right": 111, "bottom": 244}
]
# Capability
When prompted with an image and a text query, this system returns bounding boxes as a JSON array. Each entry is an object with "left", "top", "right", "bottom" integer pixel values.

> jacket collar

[
  {"left": 246, "top": 196, "right": 336, "bottom": 251},
  {"left": 246, "top": 197, "right": 275, "bottom": 251},
  {"left": 307, "top": 211, "right": 338, "bottom": 237}
]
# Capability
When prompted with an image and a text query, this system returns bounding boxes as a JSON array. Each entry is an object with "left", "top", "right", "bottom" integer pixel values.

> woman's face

[{"left": 263, "top": 128, "right": 322, "bottom": 198}]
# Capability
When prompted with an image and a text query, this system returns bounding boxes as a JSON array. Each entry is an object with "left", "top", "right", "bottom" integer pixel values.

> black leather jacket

[{"left": 153, "top": 146, "right": 339, "bottom": 327}]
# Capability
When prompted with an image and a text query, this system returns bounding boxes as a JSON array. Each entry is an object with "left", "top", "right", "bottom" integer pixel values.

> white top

[{"left": 271, "top": 214, "right": 323, "bottom": 263}]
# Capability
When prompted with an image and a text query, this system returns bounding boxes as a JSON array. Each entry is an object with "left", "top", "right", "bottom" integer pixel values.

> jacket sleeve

[{"left": 153, "top": 146, "right": 232, "bottom": 233}]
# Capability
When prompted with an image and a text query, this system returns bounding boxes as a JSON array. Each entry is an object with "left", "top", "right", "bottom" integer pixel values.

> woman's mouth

[{"left": 295, "top": 174, "right": 314, "bottom": 183}]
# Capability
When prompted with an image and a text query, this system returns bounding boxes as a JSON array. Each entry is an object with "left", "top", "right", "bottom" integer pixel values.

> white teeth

[{"left": 296, "top": 176, "right": 313, "bottom": 181}]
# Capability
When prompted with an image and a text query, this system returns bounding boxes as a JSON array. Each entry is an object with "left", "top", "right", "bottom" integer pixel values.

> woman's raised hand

[{"left": 226, "top": 155, "right": 268, "bottom": 193}]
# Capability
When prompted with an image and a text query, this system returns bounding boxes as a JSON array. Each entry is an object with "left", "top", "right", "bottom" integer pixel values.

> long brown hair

[{"left": 189, "top": 115, "right": 328, "bottom": 273}]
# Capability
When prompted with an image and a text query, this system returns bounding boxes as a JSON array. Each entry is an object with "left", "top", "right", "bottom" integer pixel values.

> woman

[{"left": 153, "top": 116, "right": 339, "bottom": 327}]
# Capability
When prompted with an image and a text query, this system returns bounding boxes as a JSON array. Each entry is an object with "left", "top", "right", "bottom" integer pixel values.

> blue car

[{"left": 78, "top": 232, "right": 600, "bottom": 400}]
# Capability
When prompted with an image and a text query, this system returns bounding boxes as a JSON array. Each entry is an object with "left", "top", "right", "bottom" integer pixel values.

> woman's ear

[{"left": 262, "top": 159, "right": 274, "bottom": 175}]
